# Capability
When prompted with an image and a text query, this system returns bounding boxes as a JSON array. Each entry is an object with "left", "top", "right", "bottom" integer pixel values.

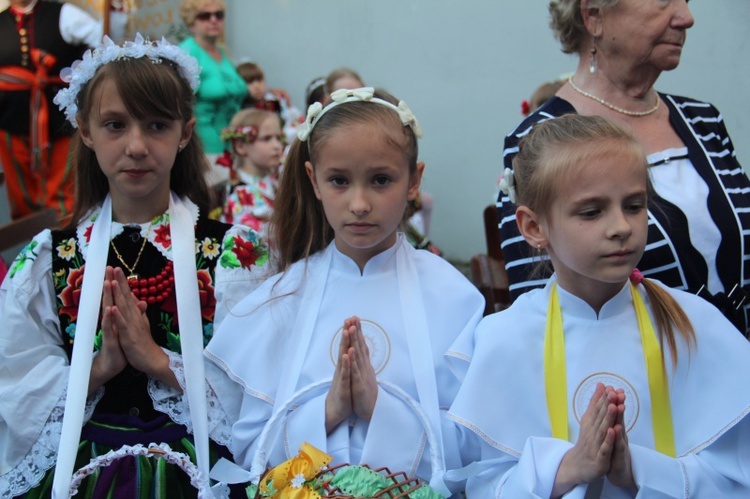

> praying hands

[{"left": 325, "top": 316, "right": 379, "bottom": 433}]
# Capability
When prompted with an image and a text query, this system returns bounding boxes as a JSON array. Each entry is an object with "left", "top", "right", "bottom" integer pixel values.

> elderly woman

[
  {"left": 179, "top": 0, "right": 247, "bottom": 185},
  {"left": 498, "top": 0, "right": 750, "bottom": 336}
]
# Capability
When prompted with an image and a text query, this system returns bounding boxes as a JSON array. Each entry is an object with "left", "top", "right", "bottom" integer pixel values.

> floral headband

[
  {"left": 297, "top": 87, "right": 423, "bottom": 142},
  {"left": 54, "top": 33, "right": 201, "bottom": 128},
  {"left": 220, "top": 125, "right": 259, "bottom": 143}
]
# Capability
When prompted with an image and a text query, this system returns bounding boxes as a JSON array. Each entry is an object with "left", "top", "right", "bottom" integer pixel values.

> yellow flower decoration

[
  {"left": 56, "top": 238, "right": 77, "bottom": 261},
  {"left": 259, "top": 442, "right": 333, "bottom": 498},
  {"left": 201, "top": 237, "right": 220, "bottom": 259}
]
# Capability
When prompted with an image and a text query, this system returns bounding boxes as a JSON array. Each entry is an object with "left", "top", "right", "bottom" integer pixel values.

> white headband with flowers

[
  {"left": 53, "top": 33, "right": 201, "bottom": 128},
  {"left": 296, "top": 87, "right": 423, "bottom": 142}
]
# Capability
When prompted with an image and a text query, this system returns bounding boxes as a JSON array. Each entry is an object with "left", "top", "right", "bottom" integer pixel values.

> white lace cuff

[
  {"left": 0, "top": 386, "right": 103, "bottom": 497},
  {"left": 148, "top": 349, "right": 233, "bottom": 446}
]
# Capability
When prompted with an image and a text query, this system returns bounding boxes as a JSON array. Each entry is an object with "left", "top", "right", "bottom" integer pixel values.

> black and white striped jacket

[{"left": 498, "top": 94, "right": 750, "bottom": 336}]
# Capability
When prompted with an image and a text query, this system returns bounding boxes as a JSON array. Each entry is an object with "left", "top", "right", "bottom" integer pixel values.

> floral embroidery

[
  {"left": 58, "top": 266, "right": 86, "bottom": 322},
  {"left": 83, "top": 224, "right": 93, "bottom": 243},
  {"left": 153, "top": 223, "right": 171, "bottom": 248},
  {"left": 237, "top": 189, "right": 256, "bottom": 207},
  {"left": 220, "top": 233, "right": 269, "bottom": 270},
  {"left": 65, "top": 323, "right": 76, "bottom": 341},
  {"left": 201, "top": 237, "right": 220, "bottom": 259},
  {"left": 56, "top": 238, "right": 77, "bottom": 261},
  {"left": 9, "top": 240, "right": 39, "bottom": 278},
  {"left": 196, "top": 269, "right": 216, "bottom": 322},
  {"left": 203, "top": 323, "right": 214, "bottom": 345}
]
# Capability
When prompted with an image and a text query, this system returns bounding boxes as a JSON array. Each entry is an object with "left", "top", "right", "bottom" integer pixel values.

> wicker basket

[{"left": 248, "top": 379, "right": 447, "bottom": 499}]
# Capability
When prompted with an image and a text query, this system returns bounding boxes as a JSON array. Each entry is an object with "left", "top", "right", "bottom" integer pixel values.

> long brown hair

[
  {"left": 513, "top": 114, "right": 695, "bottom": 364},
  {"left": 67, "top": 55, "right": 211, "bottom": 227},
  {"left": 270, "top": 88, "right": 419, "bottom": 273}
]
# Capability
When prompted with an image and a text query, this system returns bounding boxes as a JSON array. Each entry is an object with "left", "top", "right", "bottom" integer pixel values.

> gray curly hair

[{"left": 549, "top": 0, "right": 619, "bottom": 54}]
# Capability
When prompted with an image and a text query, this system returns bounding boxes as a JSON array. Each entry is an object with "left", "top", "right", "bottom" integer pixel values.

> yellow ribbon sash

[{"left": 544, "top": 282, "right": 676, "bottom": 457}]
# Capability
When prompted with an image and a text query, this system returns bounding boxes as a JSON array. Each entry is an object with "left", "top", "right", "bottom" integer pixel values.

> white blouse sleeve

[
  {"left": 59, "top": 3, "right": 102, "bottom": 47},
  {"left": 0, "top": 231, "right": 101, "bottom": 496}
]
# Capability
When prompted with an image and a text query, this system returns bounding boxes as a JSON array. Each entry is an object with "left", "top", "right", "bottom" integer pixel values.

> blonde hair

[
  {"left": 271, "top": 89, "right": 418, "bottom": 272},
  {"left": 549, "top": 0, "right": 619, "bottom": 54},
  {"left": 179, "top": 0, "right": 227, "bottom": 26},
  {"left": 514, "top": 114, "right": 695, "bottom": 363}
]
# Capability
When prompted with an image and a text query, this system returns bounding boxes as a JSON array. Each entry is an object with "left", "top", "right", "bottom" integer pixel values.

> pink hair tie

[{"left": 630, "top": 268, "right": 644, "bottom": 285}]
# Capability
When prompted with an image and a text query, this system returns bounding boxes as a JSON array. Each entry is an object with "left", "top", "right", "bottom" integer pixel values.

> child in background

[
  {"left": 325, "top": 66, "right": 365, "bottom": 98},
  {"left": 237, "top": 61, "right": 303, "bottom": 145},
  {"left": 305, "top": 76, "right": 327, "bottom": 109},
  {"left": 521, "top": 78, "right": 566, "bottom": 116},
  {"left": 205, "top": 87, "right": 484, "bottom": 493},
  {"left": 448, "top": 115, "right": 750, "bottom": 497},
  {"left": 0, "top": 36, "right": 269, "bottom": 497},
  {"left": 219, "top": 108, "right": 283, "bottom": 237}
]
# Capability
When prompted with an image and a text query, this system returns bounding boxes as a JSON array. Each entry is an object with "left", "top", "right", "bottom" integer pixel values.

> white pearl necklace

[{"left": 568, "top": 76, "right": 660, "bottom": 117}]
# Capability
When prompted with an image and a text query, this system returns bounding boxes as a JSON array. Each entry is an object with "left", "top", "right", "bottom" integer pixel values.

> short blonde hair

[
  {"left": 549, "top": 0, "right": 619, "bottom": 54},
  {"left": 179, "top": 0, "right": 227, "bottom": 27}
]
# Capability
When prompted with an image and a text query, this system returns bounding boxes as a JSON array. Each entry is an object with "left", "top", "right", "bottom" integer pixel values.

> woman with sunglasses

[{"left": 179, "top": 0, "right": 247, "bottom": 187}]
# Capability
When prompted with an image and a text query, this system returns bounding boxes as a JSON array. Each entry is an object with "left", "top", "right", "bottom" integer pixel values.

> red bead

[
  {"left": 148, "top": 286, "right": 156, "bottom": 294},
  {"left": 157, "top": 283, "right": 164, "bottom": 292},
  {"left": 147, "top": 296, "right": 156, "bottom": 304},
  {"left": 148, "top": 277, "right": 156, "bottom": 286},
  {"left": 168, "top": 277, "right": 174, "bottom": 284}
]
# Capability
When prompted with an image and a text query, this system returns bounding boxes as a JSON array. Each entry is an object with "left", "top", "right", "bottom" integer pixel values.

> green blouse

[{"left": 179, "top": 37, "right": 248, "bottom": 153}]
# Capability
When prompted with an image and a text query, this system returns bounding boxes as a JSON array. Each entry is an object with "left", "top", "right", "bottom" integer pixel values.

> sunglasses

[{"left": 195, "top": 10, "right": 225, "bottom": 21}]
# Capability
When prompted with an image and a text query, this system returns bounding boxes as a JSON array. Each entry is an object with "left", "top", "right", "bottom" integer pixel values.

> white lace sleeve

[
  {"left": 0, "top": 387, "right": 103, "bottom": 497},
  {"left": 148, "top": 349, "right": 233, "bottom": 446}
]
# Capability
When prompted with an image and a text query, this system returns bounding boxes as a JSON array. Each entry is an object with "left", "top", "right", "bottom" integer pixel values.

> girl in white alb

[
  {"left": 448, "top": 115, "right": 750, "bottom": 498},
  {"left": 205, "top": 87, "right": 484, "bottom": 495}
]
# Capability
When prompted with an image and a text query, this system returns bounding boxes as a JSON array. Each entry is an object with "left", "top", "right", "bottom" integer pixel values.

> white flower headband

[
  {"left": 296, "top": 86, "right": 423, "bottom": 142},
  {"left": 498, "top": 167, "right": 517, "bottom": 204},
  {"left": 54, "top": 33, "right": 202, "bottom": 128}
]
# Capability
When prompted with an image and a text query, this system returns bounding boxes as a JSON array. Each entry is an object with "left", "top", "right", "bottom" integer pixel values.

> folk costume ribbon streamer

[
  {"left": 52, "top": 196, "right": 111, "bottom": 499},
  {"left": 543, "top": 282, "right": 676, "bottom": 457},
  {"left": 0, "top": 49, "right": 63, "bottom": 173}
]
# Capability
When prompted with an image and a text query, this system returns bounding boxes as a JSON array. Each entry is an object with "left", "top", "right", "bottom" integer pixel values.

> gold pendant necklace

[
  {"left": 568, "top": 76, "right": 660, "bottom": 117},
  {"left": 110, "top": 223, "right": 152, "bottom": 280}
]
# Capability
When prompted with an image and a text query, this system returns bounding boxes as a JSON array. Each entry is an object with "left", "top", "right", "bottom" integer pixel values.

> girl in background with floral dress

[{"left": 218, "top": 108, "right": 283, "bottom": 239}]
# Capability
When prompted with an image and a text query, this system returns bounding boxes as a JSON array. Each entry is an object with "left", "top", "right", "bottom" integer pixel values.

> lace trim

[
  {"left": 69, "top": 443, "right": 214, "bottom": 497},
  {"left": 0, "top": 386, "right": 103, "bottom": 497},
  {"left": 148, "top": 349, "right": 233, "bottom": 446}
]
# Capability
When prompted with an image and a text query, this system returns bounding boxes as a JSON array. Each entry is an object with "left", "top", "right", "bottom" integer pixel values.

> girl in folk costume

[
  {"left": 0, "top": 36, "right": 269, "bottom": 498},
  {"left": 205, "top": 87, "right": 485, "bottom": 494},
  {"left": 447, "top": 115, "right": 750, "bottom": 497},
  {"left": 218, "top": 108, "right": 283, "bottom": 238}
]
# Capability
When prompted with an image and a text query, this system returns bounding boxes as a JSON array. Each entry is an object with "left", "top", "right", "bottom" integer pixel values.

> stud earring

[{"left": 178, "top": 144, "right": 183, "bottom": 151}]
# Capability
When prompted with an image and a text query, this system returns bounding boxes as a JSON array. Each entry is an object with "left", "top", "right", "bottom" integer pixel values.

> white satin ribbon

[{"left": 52, "top": 196, "right": 112, "bottom": 499}]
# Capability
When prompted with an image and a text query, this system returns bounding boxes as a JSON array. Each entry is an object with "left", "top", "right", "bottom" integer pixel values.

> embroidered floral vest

[{"left": 51, "top": 214, "right": 266, "bottom": 420}]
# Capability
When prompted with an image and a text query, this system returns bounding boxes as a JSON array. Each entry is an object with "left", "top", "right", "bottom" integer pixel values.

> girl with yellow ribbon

[{"left": 447, "top": 114, "right": 750, "bottom": 498}]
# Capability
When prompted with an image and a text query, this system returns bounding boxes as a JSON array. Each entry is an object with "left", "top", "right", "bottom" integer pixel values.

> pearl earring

[{"left": 589, "top": 46, "right": 598, "bottom": 74}]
